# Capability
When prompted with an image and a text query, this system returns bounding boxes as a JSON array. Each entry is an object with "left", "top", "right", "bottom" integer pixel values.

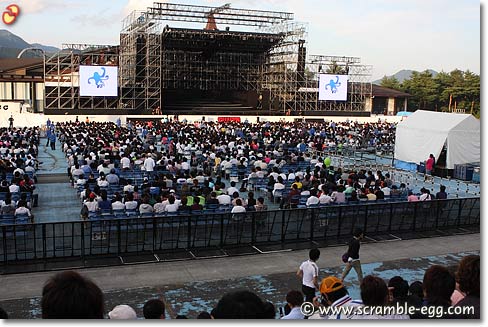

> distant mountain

[
  {"left": 30, "top": 43, "right": 60, "bottom": 54},
  {"left": 374, "top": 69, "right": 438, "bottom": 84},
  {"left": 0, "top": 29, "right": 30, "bottom": 49},
  {"left": 0, "top": 30, "right": 59, "bottom": 58}
]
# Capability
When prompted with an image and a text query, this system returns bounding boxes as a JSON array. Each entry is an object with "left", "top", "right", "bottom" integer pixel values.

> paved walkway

[
  {"left": 33, "top": 139, "right": 82, "bottom": 223},
  {"left": 0, "top": 233, "right": 479, "bottom": 318}
]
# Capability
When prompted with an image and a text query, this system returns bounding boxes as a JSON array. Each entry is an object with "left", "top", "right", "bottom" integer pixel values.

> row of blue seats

[
  {"left": 0, "top": 192, "right": 32, "bottom": 202},
  {"left": 86, "top": 208, "right": 231, "bottom": 220},
  {"left": 0, "top": 213, "right": 31, "bottom": 225}
]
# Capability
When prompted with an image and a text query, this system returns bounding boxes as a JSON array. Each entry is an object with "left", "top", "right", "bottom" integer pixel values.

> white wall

[{"left": 0, "top": 107, "right": 403, "bottom": 129}]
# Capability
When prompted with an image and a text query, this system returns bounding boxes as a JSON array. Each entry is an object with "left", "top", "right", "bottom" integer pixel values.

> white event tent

[{"left": 394, "top": 110, "right": 480, "bottom": 169}]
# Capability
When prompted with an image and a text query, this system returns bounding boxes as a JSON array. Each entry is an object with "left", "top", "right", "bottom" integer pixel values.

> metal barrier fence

[{"left": 0, "top": 197, "right": 480, "bottom": 272}]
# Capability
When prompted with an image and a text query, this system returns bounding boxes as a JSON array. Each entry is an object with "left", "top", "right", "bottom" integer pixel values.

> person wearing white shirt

[
  {"left": 223, "top": 160, "right": 233, "bottom": 179},
  {"left": 84, "top": 196, "right": 99, "bottom": 213},
  {"left": 419, "top": 188, "right": 432, "bottom": 201},
  {"left": 143, "top": 154, "right": 156, "bottom": 172},
  {"left": 226, "top": 181, "right": 239, "bottom": 196},
  {"left": 231, "top": 199, "right": 246, "bottom": 214},
  {"left": 123, "top": 193, "right": 138, "bottom": 210},
  {"left": 164, "top": 196, "right": 179, "bottom": 213},
  {"left": 71, "top": 164, "right": 84, "bottom": 180},
  {"left": 112, "top": 200, "right": 125, "bottom": 211},
  {"left": 272, "top": 178, "right": 286, "bottom": 198},
  {"left": 123, "top": 183, "right": 135, "bottom": 193},
  {"left": 15, "top": 200, "right": 33, "bottom": 220},
  {"left": 381, "top": 185, "right": 391, "bottom": 196},
  {"left": 306, "top": 190, "right": 320, "bottom": 207},
  {"left": 97, "top": 176, "right": 109, "bottom": 188},
  {"left": 120, "top": 156, "right": 131, "bottom": 170},
  {"left": 13, "top": 167, "right": 24, "bottom": 176},
  {"left": 287, "top": 171, "right": 296, "bottom": 181},
  {"left": 255, "top": 168, "right": 266, "bottom": 179},
  {"left": 297, "top": 248, "right": 320, "bottom": 303},
  {"left": 181, "top": 161, "right": 190, "bottom": 172},
  {"left": 9, "top": 183, "right": 20, "bottom": 193},
  {"left": 269, "top": 171, "right": 279, "bottom": 181},
  {"left": 217, "top": 193, "right": 231, "bottom": 205},
  {"left": 319, "top": 192, "right": 332, "bottom": 205},
  {"left": 152, "top": 201, "right": 165, "bottom": 214}
]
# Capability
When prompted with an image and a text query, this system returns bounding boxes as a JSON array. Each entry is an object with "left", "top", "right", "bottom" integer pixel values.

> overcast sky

[{"left": 0, "top": 0, "right": 480, "bottom": 80}]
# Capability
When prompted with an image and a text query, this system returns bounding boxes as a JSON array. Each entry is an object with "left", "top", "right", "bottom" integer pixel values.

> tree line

[{"left": 379, "top": 69, "right": 480, "bottom": 117}]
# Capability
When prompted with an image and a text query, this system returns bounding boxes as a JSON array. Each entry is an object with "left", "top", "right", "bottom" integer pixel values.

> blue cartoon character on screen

[
  {"left": 88, "top": 67, "right": 110, "bottom": 89},
  {"left": 325, "top": 75, "right": 341, "bottom": 94}
]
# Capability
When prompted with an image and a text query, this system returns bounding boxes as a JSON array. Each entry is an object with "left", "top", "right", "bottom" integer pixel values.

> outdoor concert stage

[{"left": 43, "top": 2, "right": 373, "bottom": 117}]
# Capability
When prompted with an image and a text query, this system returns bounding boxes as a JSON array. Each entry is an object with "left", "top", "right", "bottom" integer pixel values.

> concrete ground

[{"left": 0, "top": 233, "right": 479, "bottom": 319}]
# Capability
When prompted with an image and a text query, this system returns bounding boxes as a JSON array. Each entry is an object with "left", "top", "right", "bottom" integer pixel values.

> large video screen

[
  {"left": 318, "top": 74, "right": 348, "bottom": 101},
  {"left": 79, "top": 65, "right": 118, "bottom": 97}
]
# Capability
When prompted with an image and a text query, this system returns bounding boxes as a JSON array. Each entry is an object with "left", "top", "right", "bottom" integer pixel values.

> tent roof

[
  {"left": 394, "top": 110, "right": 480, "bottom": 169},
  {"left": 397, "top": 110, "right": 476, "bottom": 133}
]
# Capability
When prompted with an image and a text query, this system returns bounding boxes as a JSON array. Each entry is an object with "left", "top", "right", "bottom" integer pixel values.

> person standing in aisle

[
  {"left": 49, "top": 129, "right": 56, "bottom": 150},
  {"left": 297, "top": 248, "right": 320, "bottom": 303},
  {"left": 341, "top": 228, "right": 364, "bottom": 284}
]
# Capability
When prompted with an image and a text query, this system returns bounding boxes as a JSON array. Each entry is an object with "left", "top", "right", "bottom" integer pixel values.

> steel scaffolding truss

[
  {"left": 310, "top": 55, "right": 372, "bottom": 112},
  {"left": 263, "top": 36, "right": 373, "bottom": 114},
  {"left": 119, "top": 18, "right": 162, "bottom": 111},
  {"left": 44, "top": 2, "right": 373, "bottom": 114},
  {"left": 119, "top": 2, "right": 289, "bottom": 112},
  {"left": 141, "top": 2, "right": 293, "bottom": 29},
  {"left": 44, "top": 44, "right": 119, "bottom": 110}
]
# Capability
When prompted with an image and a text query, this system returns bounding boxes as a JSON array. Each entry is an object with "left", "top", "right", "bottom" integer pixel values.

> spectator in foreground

[
  {"left": 309, "top": 276, "right": 362, "bottom": 320},
  {"left": 388, "top": 276, "right": 409, "bottom": 306},
  {"left": 41, "top": 271, "right": 104, "bottom": 319},
  {"left": 412, "top": 265, "right": 456, "bottom": 319},
  {"left": 143, "top": 299, "right": 165, "bottom": 319},
  {"left": 0, "top": 307, "right": 8, "bottom": 319},
  {"left": 455, "top": 255, "right": 480, "bottom": 319},
  {"left": 15, "top": 200, "right": 34, "bottom": 222},
  {"left": 211, "top": 290, "right": 275, "bottom": 319},
  {"left": 108, "top": 305, "right": 137, "bottom": 320},
  {"left": 197, "top": 311, "right": 212, "bottom": 319},
  {"left": 280, "top": 290, "right": 304, "bottom": 319},
  {"left": 407, "top": 281, "right": 424, "bottom": 308},
  {"left": 351, "top": 275, "right": 409, "bottom": 319}
]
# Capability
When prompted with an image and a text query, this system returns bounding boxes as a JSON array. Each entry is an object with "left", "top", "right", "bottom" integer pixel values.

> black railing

[{"left": 0, "top": 198, "right": 480, "bottom": 273}]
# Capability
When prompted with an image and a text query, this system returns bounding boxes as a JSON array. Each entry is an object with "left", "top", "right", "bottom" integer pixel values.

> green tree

[
  {"left": 326, "top": 61, "right": 348, "bottom": 74},
  {"left": 401, "top": 69, "right": 480, "bottom": 117},
  {"left": 379, "top": 75, "right": 401, "bottom": 90},
  {"left": 401, "top": 70, "right": 439, "bottom": 110}
]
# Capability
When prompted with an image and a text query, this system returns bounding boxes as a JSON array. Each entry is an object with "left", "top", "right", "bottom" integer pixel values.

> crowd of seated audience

[
  {"left": 49, "top": 120, "right": 449, "bottom": 220},
  {"left": 0, "top": 254, "right": 478, "bottom": 319},
  {"left": 0, "top": 127, "right": 39, "bottom": 223}
]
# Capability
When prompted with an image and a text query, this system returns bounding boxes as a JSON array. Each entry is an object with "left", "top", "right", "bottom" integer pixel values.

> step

[{"left": 36, "top": 173, "right": 68, "bottom": 184}]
